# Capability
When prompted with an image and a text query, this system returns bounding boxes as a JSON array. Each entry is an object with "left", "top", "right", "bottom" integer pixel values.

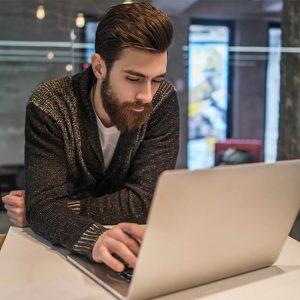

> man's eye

[
  {"left": 127, "top": 77, "right": 140, "bottom": 82},
  {"left": 152, "top": 79, "right": 163, "bottom": 84}
]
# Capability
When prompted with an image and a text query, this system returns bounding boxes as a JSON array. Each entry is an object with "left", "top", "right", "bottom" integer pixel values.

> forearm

[
  {"left": 82, "top": 186, "right": 152, "bottom": 225},
  {"left": 25, "top": 102, "right": 105, "bottom": 257}
]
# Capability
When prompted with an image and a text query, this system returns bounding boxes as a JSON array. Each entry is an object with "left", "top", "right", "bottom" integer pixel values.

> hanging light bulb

[
  {"left": 36, "top": 5, "right": 45, "bottom": 20},
  {"left": 65, "top": 64, "right": 73, "bottom": 72},
  {"left": 47, "top": 52, "right": 54, "bottom": 60},
  {"left": 76, "top": 13, "right": 85, "bottom": 28}
]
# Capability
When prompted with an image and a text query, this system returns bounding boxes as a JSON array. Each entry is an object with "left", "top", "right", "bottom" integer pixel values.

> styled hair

[{"left": 95, "top": 2, "right": 173, "bottom": 70}]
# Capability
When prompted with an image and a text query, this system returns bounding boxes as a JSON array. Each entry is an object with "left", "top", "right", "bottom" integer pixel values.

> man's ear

[{"left": 91, "top": 53, "right": 107, "bottom": 79}]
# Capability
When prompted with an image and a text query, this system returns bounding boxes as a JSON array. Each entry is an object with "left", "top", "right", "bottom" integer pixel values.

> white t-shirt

[
  {"left": 91, "top": 87, "right": 121, "bottom": 170},
  {"left": 94, "top": 113, "right": 120, "bottom": 171}
]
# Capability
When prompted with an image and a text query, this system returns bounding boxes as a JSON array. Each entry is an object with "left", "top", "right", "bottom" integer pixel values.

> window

[
  {"left": 264, "top": 26, "right": 281, "bottom": 163},
  {"left": 187, "top": 23, "right": 231, "bottom": 169}
]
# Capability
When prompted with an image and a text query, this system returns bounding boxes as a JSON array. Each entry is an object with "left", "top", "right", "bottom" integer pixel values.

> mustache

[{"left": 128, "top": 100, "right": 152, "bottom": 110}]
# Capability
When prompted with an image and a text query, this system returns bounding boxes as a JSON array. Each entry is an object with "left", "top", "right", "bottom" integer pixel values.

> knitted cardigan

[{"left": 25, "top": 66, "right": 179, "bottom": 259}]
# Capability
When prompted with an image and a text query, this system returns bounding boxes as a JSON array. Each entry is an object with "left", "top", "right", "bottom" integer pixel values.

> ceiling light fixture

[
  {"left": 65, "top": 64, "right": 73, "bottom": 72},
  {"left": 76, "top": 12, "right": 85, "bottom": 28},
  {"left": 36, "top": 5, "right": 45, "bottom": 20},
  {"left": 47, "top": 52, "right": 54, "bottom": 60}
]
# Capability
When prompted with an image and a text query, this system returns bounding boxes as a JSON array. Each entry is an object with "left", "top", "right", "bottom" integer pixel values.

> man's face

[{"left": 100, "top": 48, "right": 167, "bottom": 132}]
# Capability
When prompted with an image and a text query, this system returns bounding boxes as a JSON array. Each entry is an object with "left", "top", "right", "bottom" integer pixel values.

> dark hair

[{"left": 95, "top": 2, "right": 173, "bottom": 70}]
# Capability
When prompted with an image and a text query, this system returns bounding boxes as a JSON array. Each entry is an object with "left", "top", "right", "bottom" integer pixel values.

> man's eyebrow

[{"left": 124, "top": 70, "right": 167, "bottom": 79}]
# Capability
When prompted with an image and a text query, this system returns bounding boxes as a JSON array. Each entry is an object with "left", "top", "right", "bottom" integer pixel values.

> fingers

[
  {"left": 4, "top": 204, "right": 23, "bottom": 215},
  {"left": 97, "top": 246, "right": 125, "bottom": 272},
  {"left": 9, "top": 217, "right": 27, "bottom": 228},
  {"left": 107, "top": 236, "right": 137, "bottom": 268},
  {"left": 93, "top": 232, "right": 137, "bottom": 270},
  {"left": 2, "top": 194, "right": 24, "bottom": 207},
  {"left": 3, "top": 192, "right": 28, "bottom": 228},
  {"left": 7, "top": 210, "right": 28, "bottom": 227},
  {"left": 92, "top": 223, "right": 145, "bottom": 272},
  {"left": 119, "top": 223, "right": 144, "bottom": 243},
  {"left": 9, "top": 190, "right": 24, "bottom": 197},
  {"left": 108, "top": 226, "right": 140, "bottom": 256},
  {"left": 97, "top": 236, "right": 137, "bottom": 272}
]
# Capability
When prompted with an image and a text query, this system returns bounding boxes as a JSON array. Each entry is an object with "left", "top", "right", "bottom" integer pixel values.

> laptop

[{"left": 67, "top": 159, "right": 300, "bottom": 300}]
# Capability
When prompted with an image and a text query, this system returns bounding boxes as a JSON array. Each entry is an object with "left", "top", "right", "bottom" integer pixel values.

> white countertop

[{"left": 0, "top": 226, "right": 300, "bottom": 299}]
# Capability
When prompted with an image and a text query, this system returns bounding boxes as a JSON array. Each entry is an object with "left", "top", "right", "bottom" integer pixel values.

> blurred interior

[{"left": 1, "top": 0, "right": 297, "bottom": 235}]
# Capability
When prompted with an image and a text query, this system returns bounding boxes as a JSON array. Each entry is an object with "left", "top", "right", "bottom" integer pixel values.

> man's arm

[
  {"left": 25, "top": 101, "right": 106, "bottom": 253},
  {"left": 2, "top": 189, "right": 143, "bottom": 272},
  {"left": 25, "top": 87, "right": 179, "bottom": 261}
]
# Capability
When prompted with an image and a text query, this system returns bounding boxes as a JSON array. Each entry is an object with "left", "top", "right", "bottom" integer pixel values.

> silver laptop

[{"left": 67, "top": 159, "right": 300, "bottom": 300}]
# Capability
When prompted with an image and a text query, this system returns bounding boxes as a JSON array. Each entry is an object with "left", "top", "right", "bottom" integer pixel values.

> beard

[{"left": 100, "top": 75, "right": 153, "bottom": 133}]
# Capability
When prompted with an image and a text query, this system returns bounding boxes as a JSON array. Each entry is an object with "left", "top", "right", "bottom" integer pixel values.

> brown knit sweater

[{"left": 25, "top": 66, "right": 179, "bottom": 259}]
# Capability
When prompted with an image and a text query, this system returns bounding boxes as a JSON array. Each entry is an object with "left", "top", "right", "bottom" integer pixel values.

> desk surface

[{"left": 0, "top": 227, "right": 300, "bottom": 300}]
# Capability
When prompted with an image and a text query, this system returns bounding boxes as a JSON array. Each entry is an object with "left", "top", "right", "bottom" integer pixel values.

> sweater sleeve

[{"left": 25, "top": 102, "right": 107, "bottom": 257}]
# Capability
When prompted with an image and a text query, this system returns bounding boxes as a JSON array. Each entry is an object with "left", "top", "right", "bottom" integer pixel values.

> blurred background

[
  {"left": 0, "top": 0, "right": 299, "bottom": 236},
  {"left": 0, "top": 0, "right": 285, "bottom": 168}
]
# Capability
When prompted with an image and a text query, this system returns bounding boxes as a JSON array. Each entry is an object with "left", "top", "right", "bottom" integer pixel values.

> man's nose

[{"left": 137, "top": 82, "right": 153, "bottom": 104}]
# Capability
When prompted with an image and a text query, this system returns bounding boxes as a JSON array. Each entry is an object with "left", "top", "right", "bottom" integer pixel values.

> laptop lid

[{"left": 127, "top": 160, "right": 300, "bottom": 300}]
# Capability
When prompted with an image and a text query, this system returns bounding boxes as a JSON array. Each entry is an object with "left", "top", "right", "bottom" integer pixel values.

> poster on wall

[{"left": 187, "top": 24, "right": 230, "bottom": 170}]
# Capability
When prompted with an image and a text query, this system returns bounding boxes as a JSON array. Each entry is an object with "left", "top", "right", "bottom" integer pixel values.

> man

[{"left": 2, "top": 2, "right": 179, "bottom": 272}]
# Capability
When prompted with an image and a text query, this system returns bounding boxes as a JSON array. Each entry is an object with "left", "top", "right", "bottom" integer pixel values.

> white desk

[{"left": 1, "top": 227, "right": 300, "bottom": 300}]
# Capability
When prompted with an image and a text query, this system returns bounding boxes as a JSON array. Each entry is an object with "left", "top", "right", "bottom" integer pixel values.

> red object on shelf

[{"left": 215, "top": 139, "right": 262, "bottom": 163}]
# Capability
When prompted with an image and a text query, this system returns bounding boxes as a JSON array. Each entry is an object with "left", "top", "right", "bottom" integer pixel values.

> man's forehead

[{"left": 113, "top": 48, "right": 168, "bottom": 77}]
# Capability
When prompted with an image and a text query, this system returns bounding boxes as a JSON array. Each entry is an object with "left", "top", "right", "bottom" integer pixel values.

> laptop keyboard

[{"left": 118, "top": 265, "right": 133, "bottom": 282}]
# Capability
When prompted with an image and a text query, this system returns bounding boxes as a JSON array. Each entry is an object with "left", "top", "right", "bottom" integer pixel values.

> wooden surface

[
  {"left": 0, "top": 234, "right": 6, "bottom": 250},
  {"left": 0, "top": 211, "right": 10, "bottom": 234}
]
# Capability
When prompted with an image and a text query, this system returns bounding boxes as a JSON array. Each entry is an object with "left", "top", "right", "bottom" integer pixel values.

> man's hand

[
  {"left": 2, "top": 190, "right": 28, "bottom": 227},
  {"left": 92, "top": 223, "right": 144, "bottom": 272}
]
